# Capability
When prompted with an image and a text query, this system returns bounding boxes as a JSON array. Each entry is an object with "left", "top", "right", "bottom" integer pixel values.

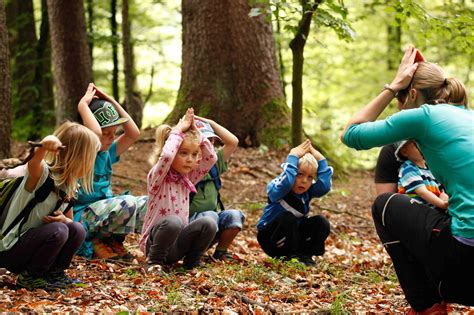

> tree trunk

[
  {"left": 289, "top": 0, "right": 321, "bottom": 147},
  {"left": 0, "top": 0, "right": 12, "bottom": 158},
  {"left": 174, "top": 0, "right": 288, "bottom": 147},
  {"left": 111, "top": 0, "right": 119, "bottom": 101},
  {"left": 386, "top": 1, "right": 402, "bottom": 70},
  {"left": 86, "top": 0, "right": 93, "bottom": 66},
  {"left": 47, "top": 0, "right": 92, "bottom": 124},
  {"left": 31, "top": 0, "right": 54, "bottom": 140},
  {"left": 11, "top": 0, "right": 37, "bottom": 120},
  {"left": 122, "top": 0, "right": 143, "bottom": 129}
]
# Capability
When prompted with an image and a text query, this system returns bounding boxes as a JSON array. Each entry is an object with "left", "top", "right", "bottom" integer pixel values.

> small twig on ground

[{"left": 233, "top": 292, "right": 277, "bottom": 313}]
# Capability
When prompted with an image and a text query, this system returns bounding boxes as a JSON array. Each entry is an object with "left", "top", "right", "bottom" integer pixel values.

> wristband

[{"left": 382, "top": 84, "right": 397, "bottom": 97}]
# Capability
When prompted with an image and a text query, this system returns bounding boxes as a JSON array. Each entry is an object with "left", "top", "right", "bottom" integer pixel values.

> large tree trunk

[
  {"left": 174, "top": 0, "right": 288, "bottom": 147},
  {"left": 47, "top": 0, "right": 92, "bottom": 124},
  {"left": 0, "top": 0, "right": 12, "bottom": 158},
  {"left": 289, "top": 0, "right": 321, "bottom": 147},
  {"left": 122, "top": 0, "right": 143, "bottom": 129}
]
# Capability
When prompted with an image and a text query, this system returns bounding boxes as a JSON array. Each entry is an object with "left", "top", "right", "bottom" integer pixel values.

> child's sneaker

[
  {"left": 297, "top": 255, "right": 316, "bottom": 267},
  {"left": 213, "top": 249, "right": 237, "bottom": 262},
  {"left": 46, "top": 270, "right": 82, "bottom": 287},
  {"left": 104, "top": 239, "right": 135, "bottom": 261},
  {"left": 16, "top": 271, "right": 56, "bottom": 290},
  {"left": 92, "top": 239, "right": 119, "bottom": 259}
]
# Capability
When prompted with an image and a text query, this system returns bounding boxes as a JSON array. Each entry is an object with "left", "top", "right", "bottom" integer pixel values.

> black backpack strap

[{"left": 2, "top": 175, "right": 56, "bottom": 237}]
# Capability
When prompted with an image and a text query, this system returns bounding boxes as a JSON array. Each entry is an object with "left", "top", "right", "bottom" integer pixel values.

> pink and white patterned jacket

[{"left": 140, "top": 130, "right": 217, "bottom": 253}]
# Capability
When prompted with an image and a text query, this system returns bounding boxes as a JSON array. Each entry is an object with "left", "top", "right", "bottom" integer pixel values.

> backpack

[
  {"left": 0, "top": 142, "right": 74, "bottom": 239},
  {"left": 190, "top": 165, "right": 225, "bottom": 211}
]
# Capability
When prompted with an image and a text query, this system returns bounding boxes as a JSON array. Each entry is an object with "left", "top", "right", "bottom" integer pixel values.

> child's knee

[
  {"left": 219, "top": 209, "right": 245, "bottom": 230},
  {"left": 68, "top": 221, "right": 86, "bottom": 242},
  {"left": 50, "top": 223, "right": 70, "bottom": 244},
  {"left": 198, "top": 216, "right": 218, "bottom": 234}
]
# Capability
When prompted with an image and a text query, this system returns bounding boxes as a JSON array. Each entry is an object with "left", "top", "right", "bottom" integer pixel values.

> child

[
  {"left": 189, "top": 117, "right": 245, "bottom": 261},
  {"left": 395, "top": 140, "right": 449, "bottom": 209},
  {"left": 75, "top": 83, "right": 148, "bottom": 260},
  {"left": 0, "top": 122, "right": 100, "bottom": 290},
  {"left": 257, "top": 139, "right": 333, "bottom": 266},
  {"left": 141, "top": 108, "right": 218, "bottom": 270}
]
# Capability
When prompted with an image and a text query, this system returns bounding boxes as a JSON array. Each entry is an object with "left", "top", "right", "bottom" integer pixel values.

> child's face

[
  {"left": 171, "top": 139, "right": 201, "bottom": 175},
  {"left": 401, "top": 142, "right": 424, "bottom": 162},
  {"left": 292, "top": 164, "right": 315, "bottom": 194},
  {"left": 100, "top": 126, "right": 118, "bottom": 151}
]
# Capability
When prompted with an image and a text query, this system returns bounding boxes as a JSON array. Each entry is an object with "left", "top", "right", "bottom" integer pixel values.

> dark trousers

[
  {"left": 372, "top": 193, "right": 474, "bottom": 311},
  {"left": 0, "top": 222, "right": 86, "bottom": 277},
  {"left": 146, "top": 215, "right": 217, "bottom": 266},
  {"left": 257, "top": 212, "right": 330, "bottom": 258}
]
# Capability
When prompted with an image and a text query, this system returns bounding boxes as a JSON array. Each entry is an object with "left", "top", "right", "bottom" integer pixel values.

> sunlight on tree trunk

[{"left": 174, "top": 0, "right": 289, "bottom": 147}]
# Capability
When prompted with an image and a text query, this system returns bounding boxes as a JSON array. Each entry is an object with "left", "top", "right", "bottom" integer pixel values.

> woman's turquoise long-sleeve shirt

[{"left": 343, "top": 104, "right": 474, "bottom": 238}]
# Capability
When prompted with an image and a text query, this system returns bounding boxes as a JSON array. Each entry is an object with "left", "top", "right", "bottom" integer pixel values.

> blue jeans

[{"left": 189, "top": 209, "right": 245, "bottom": 243}]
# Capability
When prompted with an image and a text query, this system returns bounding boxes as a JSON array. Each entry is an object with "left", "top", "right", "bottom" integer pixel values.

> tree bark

[
  {"left": 386, "top": 1, "right": 402, "bottom": 70},
  {"left": 31, "top": 0, "right": 54, "bottom": 140},
  {"left": 174, "top": 0, "right": 288, "bottom": 147},
  {"left": 111, "top": 0, "right": 119, "bottom": 101},
  {"left": 0, "top": 0, "right": 12, "bottom": 158},
  {"left": 289, "top": 0, "right": 321, "bottom": 147},
  {"left": 86, "top": 0, "right": 94, "bottom": 66},
  {"left": 12, "top": 0, "right": 38, "bottom": 124},
  {"left": 122, "top": 0, "right": 143, "bottom": 129},
  {"left": 47, "top": 0, "right": 92, "bottom": 124}
]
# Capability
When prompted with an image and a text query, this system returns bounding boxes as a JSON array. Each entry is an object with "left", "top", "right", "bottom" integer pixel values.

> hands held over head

[
  {"left": 389, "top": 46, "right": 425, "bottom": 93},
  {"left": 290, "top": 139, "right": 324, "bottom": 161},
  {"left": 174, "top": 108, "right": 197, "bottom": 133}
]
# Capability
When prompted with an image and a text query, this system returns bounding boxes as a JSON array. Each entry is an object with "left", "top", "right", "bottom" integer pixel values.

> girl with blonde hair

[
  {"left": 0, "top": 121, "right": 100, "bottom": 290},
  {"left": 141, "top": 108, "right": 218, "bottom": 271}
]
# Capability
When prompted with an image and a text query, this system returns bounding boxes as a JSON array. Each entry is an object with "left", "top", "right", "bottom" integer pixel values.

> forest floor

[{"left": 1, "top": 130, "right": 473, "bottom": 313}]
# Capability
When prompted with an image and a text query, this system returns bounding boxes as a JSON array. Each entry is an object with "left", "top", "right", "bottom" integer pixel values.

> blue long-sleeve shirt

[
  {"left": 257, "top": 155, "right": 333, "bottom": 231},
  {"left": 343, "top": 104, "right": 474, "bottom": 238}
]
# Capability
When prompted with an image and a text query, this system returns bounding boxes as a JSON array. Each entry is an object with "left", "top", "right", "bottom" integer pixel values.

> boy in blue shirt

[{"left": 257, "top": 139, "right": 333, "bottom": 266}]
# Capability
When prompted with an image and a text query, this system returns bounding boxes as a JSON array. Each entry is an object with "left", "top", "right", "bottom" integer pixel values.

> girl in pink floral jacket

[{"left": 140, "top": 108, "right": 218, "bottom": 270}]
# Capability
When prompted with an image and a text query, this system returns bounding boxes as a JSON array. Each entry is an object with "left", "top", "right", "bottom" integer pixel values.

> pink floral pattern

[{"left": 139, "top": 131, "right": 217, "bottom": 253}]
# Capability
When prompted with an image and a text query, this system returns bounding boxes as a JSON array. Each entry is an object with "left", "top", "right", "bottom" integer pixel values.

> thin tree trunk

[
  {"left": 47, "top": 0, "right": 92, "bottom": 124},
  {"left": 12, "top": 0, "right": 37, "bottom": 120},
  {"left": 122, "top": 0, "right": 142, "bottom": 128},
  {"left": 175, "top": 0, "right": 288, "bottom": 147},
  {"left": 274, "top": 5, "right": 287, "bottom": 98},
  {"left": 289, "top": 0, "right": 321, "bottom": 146},
  {"left": 386, "top": 0, "right": 402, "bottom": 70},
  {"left": 0, "top": 0, "right": 12, "bottom": 158},
  {"left": 111, "top": 0, "right": 119, "bottom": 101},
  {"left": 31, "top": 0, "right": 54, "bottom": 140}
]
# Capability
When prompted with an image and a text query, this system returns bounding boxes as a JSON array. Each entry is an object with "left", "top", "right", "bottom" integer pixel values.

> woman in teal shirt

[{"left": 341, "top": 46, "right": 473, "bottom": 313}]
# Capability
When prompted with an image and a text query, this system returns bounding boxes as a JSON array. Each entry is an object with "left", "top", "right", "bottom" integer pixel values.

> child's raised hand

[
  {"left": 78, "top": 83, "right": 97, "bottom": 108},
  {"left": 175, "top": 108, "right": 194, "bottom": 132},
  {"left": 309, "top": 145, "right": 325, "bottom": 161},
  {"left": 40, "top": 135, "right": 64, "bottom": 152},
  {"left": 289, "top": 139, "right": 311, "bottom": 158}
]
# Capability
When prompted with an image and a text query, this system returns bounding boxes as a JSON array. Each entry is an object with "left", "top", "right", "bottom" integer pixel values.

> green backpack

[{"left": 0, "top": 143, "right": 73, "bottom": 240}]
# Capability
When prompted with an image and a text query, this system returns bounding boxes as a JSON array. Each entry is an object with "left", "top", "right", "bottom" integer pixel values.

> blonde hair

[
  {"left": 298, "top": 153, "right": 319, "bottom": 176},
  {"left": 45, "top": 121, "right": 100, "bottom": 199},
  {"left": 149, "top": 124, "right": 201, "bottom": 165},
  {"left": 412, "top": 62, "right": 468, "bottom": 107}
]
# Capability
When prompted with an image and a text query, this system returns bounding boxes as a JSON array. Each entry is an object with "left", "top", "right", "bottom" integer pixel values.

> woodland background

[{"left": 0, "top": 0, "right": 473, "bottom": 312}]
